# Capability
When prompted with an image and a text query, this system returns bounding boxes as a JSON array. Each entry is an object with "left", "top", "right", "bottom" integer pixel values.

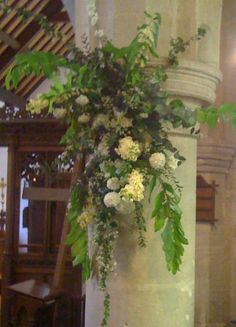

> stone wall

[{"left": 195, "top": 0, "right": 236, "bottom": 326}]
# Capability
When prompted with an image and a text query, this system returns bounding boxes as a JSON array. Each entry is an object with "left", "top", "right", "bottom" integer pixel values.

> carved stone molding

[
  {"left": 197, "top": 143, "right": 236, "bottom": 174},
  {"left": 165, "top": 59, "right": 222, "bottom": 105}
]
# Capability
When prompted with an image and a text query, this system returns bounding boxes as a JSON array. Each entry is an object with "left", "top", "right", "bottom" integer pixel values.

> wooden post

[
  {"left": 1, "top": 141, "right": 17, "bottom": 326},
  {"left": 52, "top": 155, "right": 84, "bottom": 289}
]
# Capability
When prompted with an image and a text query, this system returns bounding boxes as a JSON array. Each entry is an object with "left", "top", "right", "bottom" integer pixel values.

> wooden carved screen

[
  {"left": 15, "top": 150, "right": 71, "bottom": 257},
  {"left": 3, "top": 146, "right": 84, "bottom": 326}
]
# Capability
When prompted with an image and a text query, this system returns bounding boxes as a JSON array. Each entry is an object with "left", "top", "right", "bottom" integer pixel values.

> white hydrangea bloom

[
  {"left": 115, "top": 136, "right": 141, "bottom": 162},
  {"left": 78, "top": 113, "right": 90, "bottom": 123},
  {"left": 53, "top": 108, "right": 67, "bottom": 119},
  {"left": 76, "top": 95, "right": 89, "bottom": 106},
  {"left": 149, "top": 152, "right": 166, "bottom": 170},
  {"left": 104, "top": 192, "right": 121, "bottom": 208},
  {"left": 107, "top": 177, "right": 120, "bottom": 191},
  {"left": 120, "top": 170, "right": 144, "bottom": 202}
]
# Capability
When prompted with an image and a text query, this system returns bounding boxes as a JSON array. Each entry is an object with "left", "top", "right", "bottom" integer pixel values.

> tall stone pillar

[{"left": 65, "top": 1, "right": 223, "bottom": 326}]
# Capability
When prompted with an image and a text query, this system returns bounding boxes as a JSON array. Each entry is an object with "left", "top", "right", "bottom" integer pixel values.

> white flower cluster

[
  {"left": 149, "top": 152, "right": 166, "bottom": 169},
  {"left": 94, "top": 218, "right": 119, "bottom": 289},
  {"left": 166, "top": 151, "right": 179, "bottom": 170},
  {"left": 77, "top": 203, "right": 95, "bottom": 229},
  {"left": 138, "top": 27, "right": 154, "bottom": 45},
  {"left": 26, "top": 95, "right": 48, "bottom": 114},
  {"left": 115, "top": 136, "right": 141, "bottom": 162},
  {"left": 76, "top": 95, "right": 89, "bottom": 106},
  {"left": 149, "top": 151, "right": 179, "bottom": 170},
  {"left": 107, "top": 177, "right": 120, "bottom": 191},
  {"left": 78, "top": 113, "right": 90, "bottom": 124},
  {"left": 104, "top": 192, "right": 121, "bottom": 208},
  {"left": 120, "top": 169, "right": 145, "bottom": 202},
  {"left": 111, "top": 112, "right": 133, "bottom": 130},
  {"left": 87, "top": 0, "right": 104, "bottom": 38},
  {"left": 53, "top": 108, "right": 67, "bottom": 119}
]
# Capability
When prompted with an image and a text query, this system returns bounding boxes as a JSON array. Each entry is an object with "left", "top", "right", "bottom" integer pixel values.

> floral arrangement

[{"left": 2, "top": 1, "right": 236, "bottom": 325}]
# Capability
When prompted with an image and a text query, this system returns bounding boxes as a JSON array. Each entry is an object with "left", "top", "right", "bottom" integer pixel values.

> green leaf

[
  {"left": 148, "top": 175, "right": 157, "bottom": 202},
  {"left": 206, "top": 111, "right": 218, "bottom": 128},
  {"left": 151, "top": 191, "right": 164, "bottom": 218},
  {"left": 196, "top": 109, "right": 206, "bottom": 124},
  {"left": 154, "top": 215, "right": 165, "bottom": 231},
  {"left": 5, "top": 51, "right": 69, "bottom": 89},
  {"left": 82, "top": 256, "right": 91, "bottom": 280},
  {"left": 161, "top": 218, "right": 188, "bottom": 274},
  {"left": 66, "top": 222, "right": 81, "bottom": 245},
  {"left": 71, "top": 236, "right": 86, "bottom": 258}
]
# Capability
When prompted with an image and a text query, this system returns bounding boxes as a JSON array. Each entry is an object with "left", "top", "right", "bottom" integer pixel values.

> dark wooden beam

[
  {"left": 49, "top": 11, "right": 70, "bottom": 23},
  {"left": 0, "top": 30, "right": 21, "bottom": 50},
  {"left": 0, "top": 87, "right": 26, "bottom": 109},
  {"left": 0, "top": 0, "right": 63, "bottom": 72}
]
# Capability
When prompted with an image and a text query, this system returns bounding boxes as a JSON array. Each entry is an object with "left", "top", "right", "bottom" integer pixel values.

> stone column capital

[{"left": 164, "top": 59, "right": 222, "bottom": 105}]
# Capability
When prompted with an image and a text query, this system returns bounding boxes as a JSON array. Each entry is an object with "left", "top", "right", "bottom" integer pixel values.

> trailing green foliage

[
  {"left": 66, "top": 182, "right": 90, "bottom": 281},
  {"left": 0, "top": 0, "right": 64, "bottom": 39},
  {"left": 168, "top": 27, "right": 207, "bottom": 67},
  {"left": 101, "top": 293, "right": 110, "bottom": 327},
  {"left": 196, "top": 103, "right": 236, "bottom": 128},
  {"left": 151, "top": 182, "right": 187, "bottom": 274},
  {"left": 5, "top": 52, "right": 68, "bottom": 89}
]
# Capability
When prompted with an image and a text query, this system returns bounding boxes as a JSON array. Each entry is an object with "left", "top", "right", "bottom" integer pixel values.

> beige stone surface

[{"left": 195, "top": 1, "right": 236, "bottom": 326}]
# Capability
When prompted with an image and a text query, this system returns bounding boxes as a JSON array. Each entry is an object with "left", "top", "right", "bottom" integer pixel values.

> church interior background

[{"left": 0, "top": 0, "right": 236, "bottom": 326}]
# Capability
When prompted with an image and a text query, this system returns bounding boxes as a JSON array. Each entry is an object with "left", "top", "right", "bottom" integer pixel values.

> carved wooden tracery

[{"left": 0, "top": 117, "right": 84, "bottom": 326}]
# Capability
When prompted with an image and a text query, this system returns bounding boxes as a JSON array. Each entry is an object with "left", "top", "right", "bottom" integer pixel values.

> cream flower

[
  {"left": 111, "top": 112, "right": 133, "bottom": 130},
  {"left": 77, "top": 206, "right": 95, "bottom": 229},
  {"left": 53, "top": 108, "right": 67, "bottom": 119},
  {"left": 26, "top": 96, "right": 48, "bottom": 114},
  {"left": 76, "top": 95, "right": 89, "bottom": 106},
  {"left": 120, "top": 170, "right": 144, "bottom": 202},
  {"left": 149, "top": 152, "right": 166, "bottom": 170},
  {"left": 115, "top": 136, "right": 141, "bottom": 162},
  {"left": 78, "top": 113, "right": 90, "bottom": 123},
  {"left": 107, "top": 177, "right": 120, "bottom": 191},
  {"left": 104, "top": 192, "right": 121, "bottom": 208}
]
